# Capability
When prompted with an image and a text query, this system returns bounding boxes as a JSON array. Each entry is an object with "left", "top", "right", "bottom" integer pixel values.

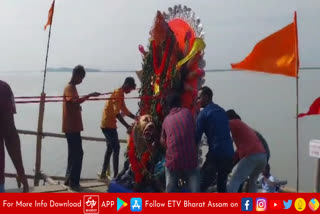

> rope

[
  {"left": 15, "top": 92, "right": 114, "bottom": 99},
  {"left": 15, "top": 95, "right": 160, "bottom": 104},
  {"left": 14, "top": 88, "right": 140, "bottom": 99}
]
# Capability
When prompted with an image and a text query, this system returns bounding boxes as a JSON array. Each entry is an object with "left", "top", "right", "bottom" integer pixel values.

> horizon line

[{"left": 0, "top": 67, "right": 319, "bottom": 73}]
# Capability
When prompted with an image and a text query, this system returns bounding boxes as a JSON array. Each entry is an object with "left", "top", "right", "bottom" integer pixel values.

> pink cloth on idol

[{"left": 181, "top": 68, "right": 205, "bottom": 115}]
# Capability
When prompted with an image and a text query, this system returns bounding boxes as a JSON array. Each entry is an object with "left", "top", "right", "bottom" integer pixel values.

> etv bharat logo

[{"left": 83, "top": 195, "right": 100, "bottom": 214}]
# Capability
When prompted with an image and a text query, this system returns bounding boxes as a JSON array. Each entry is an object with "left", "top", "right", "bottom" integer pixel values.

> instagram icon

[{"left": 256, "top": 198, "right": 267, "bottom": 211}]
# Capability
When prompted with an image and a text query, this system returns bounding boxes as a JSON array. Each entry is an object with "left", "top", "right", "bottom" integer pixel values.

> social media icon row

[
  {"left": 241, "top": 198, "right": 267, "bottom": 211},
  {"left": 241, "top": 198, "right": 319, "bottom": 211},
  {"left": 295, "top": 198, "right": 320, "bottom": 212},
  {"left": 292, "top": 198, "right": 320, "bottom": 212}
]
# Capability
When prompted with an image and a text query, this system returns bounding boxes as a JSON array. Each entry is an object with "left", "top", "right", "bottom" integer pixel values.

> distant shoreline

[
  {"left": 0, "top": 67, "right": 318, "bottom": 74},
  {"left": 47, "top": 67, "right": 103, "bottom": 73},
  {"left": 45, "top": 68, "right": 232, "bottom": 73}
]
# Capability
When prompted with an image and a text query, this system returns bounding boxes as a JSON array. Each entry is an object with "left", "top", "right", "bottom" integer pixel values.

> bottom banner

[{"left": 0, "top": 193, "right": 319, "bottom": 213}]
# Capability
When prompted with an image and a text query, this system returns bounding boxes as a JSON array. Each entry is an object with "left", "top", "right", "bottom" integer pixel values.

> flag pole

[
  {"left": 42, "top": 24, "right": 52, "bottom": 93},
  {"left": 296, "top": 72, "right": 299, "bottom": 193},
  {"left": 294, "top": 11, "right": 300, "bottom": 193},
  {"left": 34, "top": 0, "right": 55, "bottom": 186},
  {"left": 42, "top": 0, "right": 55, "bottom": 94}
]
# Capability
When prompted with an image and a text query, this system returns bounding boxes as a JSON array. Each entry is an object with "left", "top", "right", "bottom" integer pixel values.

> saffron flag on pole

[
  {"left": 44, "top": 0, "right": 55, "bottom": 30},
  {"left": 231, "top": 12, "right": 299, "bottom": 77},
  {"left": 298, "top": 97, "right": 320, "bottom": 118}
]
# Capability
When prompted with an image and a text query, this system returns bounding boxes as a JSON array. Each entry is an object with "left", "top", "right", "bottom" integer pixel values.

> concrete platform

[{"left": 6, "top": 180, "right": 109, "bottom": 193}]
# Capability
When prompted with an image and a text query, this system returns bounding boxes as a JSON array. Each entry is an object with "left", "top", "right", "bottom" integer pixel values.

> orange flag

[
  {"left": 231, "top": 12, "right": 299, "bottom": 77},
  {"left": 44, "top": 0, "right": 55, "bottom": 30}
]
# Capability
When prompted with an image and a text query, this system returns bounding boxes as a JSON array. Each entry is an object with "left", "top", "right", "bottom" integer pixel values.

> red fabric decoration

[
  {"left": 152, "top": 37, "right": 172, "bottom": 76},
  {"left": 298, "top": 97, "right": 320, "bottom": 118},
  {"left": 168, "top": 19, "right": 196, "bottom": 51},
  {"left": 156, "top": 102, "right": 163, "bottom": 120},
  {"left": 181, "top": 68, "right": 205, "bottom": 115},
  {"left": 128, "top": 132, "right": 151, "bottom": 183}
]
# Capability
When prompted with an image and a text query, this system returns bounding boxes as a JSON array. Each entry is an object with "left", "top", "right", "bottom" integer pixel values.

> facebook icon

[{"left": 241, "top": 198, "right": 253, "bottom": 211}]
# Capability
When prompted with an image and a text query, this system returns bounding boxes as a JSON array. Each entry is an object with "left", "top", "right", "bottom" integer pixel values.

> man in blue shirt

[{"left": 196, "top": 86, "right": 234, "bottom": 192}]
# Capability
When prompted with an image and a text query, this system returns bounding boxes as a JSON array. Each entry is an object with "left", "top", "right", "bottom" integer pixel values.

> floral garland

[
  {"left": 152, "top": 37, "right": 172, "bottom": 76},
  {"left": 128, "top": 132, "right": 152, "bottom": 184},
  {"left": 138, "top": 44, "right": 155, "bottom": 116}
]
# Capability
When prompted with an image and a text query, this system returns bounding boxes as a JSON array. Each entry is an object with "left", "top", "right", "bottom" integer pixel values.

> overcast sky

[{"left": 0, "top": 0, "right": 319, "bottom": 71}]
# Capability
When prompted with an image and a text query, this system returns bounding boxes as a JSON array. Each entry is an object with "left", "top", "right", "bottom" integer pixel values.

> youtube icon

[{"left": 270, "top": 200, "right": 282, "bottom": 209}]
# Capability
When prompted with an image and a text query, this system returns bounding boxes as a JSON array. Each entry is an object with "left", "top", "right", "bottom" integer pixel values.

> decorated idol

[{"left": 109, "top": 5, "right": 206, "bottom": 192}]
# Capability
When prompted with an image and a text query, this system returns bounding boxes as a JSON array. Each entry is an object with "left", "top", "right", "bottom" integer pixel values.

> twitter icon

[{"left": 283, "top": 200, "right": 292, "bottom": 209}]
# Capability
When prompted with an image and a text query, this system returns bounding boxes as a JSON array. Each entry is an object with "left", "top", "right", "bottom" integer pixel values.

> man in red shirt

[
  {"left": 226, "top": 109, "right": 267, "bottom": 193},
  {"left": 0, "top": 80, "right": 29, "bottom": 192},
  {"left": 161, "top": 93, "right": 199, "bottom": 192}
]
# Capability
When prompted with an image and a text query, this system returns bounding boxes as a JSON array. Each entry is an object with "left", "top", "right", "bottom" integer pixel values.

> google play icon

[{"left": 117, "top": 198, "right": 128, "bottom": 211}]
